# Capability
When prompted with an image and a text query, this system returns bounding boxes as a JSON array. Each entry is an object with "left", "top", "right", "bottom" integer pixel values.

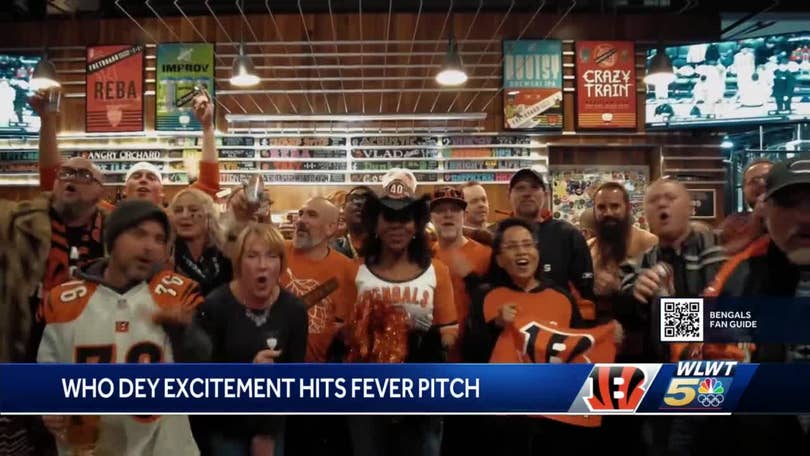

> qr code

[{"left": 660, "top": 298, "right": 704, "bottom": 342}]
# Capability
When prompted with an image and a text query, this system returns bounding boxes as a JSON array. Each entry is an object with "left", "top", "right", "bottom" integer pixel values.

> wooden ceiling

[{"left": 0, "top": 2, "right": 722, "bottom": 132}]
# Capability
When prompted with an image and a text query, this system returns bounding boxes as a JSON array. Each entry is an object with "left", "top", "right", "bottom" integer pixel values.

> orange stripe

[{"left": 703, "top": 235, "right": 770, "bottom": 297}]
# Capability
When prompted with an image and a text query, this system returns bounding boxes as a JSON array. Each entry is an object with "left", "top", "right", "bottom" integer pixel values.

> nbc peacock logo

[{"left": 697, "top": 378, "right": 725, "bottom": 408}]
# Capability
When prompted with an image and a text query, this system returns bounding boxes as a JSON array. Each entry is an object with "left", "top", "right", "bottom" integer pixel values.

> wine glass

[{"left": 265, "top": 329, "right": 279, "bottom": 351}]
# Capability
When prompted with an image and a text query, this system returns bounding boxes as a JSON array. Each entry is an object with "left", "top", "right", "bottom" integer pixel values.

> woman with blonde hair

[
  {"left": 198, "top": 222, "right": 308, "bottom": 455},
  {"left": 168, "top": 187, "right": 233, "bottom": 296}
]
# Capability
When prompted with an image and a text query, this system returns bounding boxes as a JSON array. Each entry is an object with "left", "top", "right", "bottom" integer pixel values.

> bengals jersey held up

[
  {"left": 38, "top": 263, "right": 204, "bottom": 456},
  {"left": 483, "top": 286, "right": 617, "bottom": 427}
]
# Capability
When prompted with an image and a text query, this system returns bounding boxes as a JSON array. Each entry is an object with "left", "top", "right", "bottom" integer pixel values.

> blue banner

[
  {"left": 2, "top": 363, "right": 809, "bottom": 414},
  {"left": 0, "top": 364, "right": 588, "bottom": 414}
]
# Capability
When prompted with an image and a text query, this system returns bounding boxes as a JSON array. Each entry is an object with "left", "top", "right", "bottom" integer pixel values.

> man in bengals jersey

[{"left": 38, "top": 199, "right": 211, "bottom": 456}]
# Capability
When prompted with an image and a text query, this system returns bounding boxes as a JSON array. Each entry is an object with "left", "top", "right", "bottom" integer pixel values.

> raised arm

[
  {"left": 190, "top": 89, "right": 220, "bottom": 196},
  {"left": 29, "top": 92, "right": 60, "bottom": 191}
]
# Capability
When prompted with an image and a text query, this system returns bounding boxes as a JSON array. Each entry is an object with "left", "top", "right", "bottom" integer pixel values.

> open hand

[{"left": 192, "top": 89, "right": 213, "bottom": 129}]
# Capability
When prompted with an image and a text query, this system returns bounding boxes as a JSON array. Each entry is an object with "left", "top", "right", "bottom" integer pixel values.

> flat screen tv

[
  {"left": 645, "top": 32, "right": 810, "bottom": 128},
  {"left": 0, "top": 54, "right": 41, "bottom": 136}
]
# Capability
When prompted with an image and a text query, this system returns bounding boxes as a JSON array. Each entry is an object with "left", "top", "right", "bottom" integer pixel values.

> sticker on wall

[{"left": 550, "top": 165, "right": 649, "bottom": 230}]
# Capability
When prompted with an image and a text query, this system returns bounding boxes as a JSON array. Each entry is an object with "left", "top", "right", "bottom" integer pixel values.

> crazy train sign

[{"left": 575, "top": 41, "right": 637, "bottom": 129}]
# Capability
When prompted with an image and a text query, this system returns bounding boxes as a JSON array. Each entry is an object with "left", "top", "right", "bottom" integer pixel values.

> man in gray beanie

[{"left": 37, "top": 199, "right": 211, "bottom": 455}]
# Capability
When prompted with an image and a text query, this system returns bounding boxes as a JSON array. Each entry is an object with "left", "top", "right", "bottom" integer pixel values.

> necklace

[
  {"left": 244, "top": 307, "right": 271, "bottom": 327},
  {"left": 233, "top": 282, "right": 279, "bottom": 327}
]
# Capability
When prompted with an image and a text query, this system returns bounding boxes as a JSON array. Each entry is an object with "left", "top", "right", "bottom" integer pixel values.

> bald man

[
  {"left": 615, "top": 178, "right": 727, "bottom": 456},
  {"left": 280, "top": 197, "right": 357, "bottom": 454},
  {"left": 618, "top": 179, "right": 726, "bottom": 357},
  {"left": 0, "top": 157, "right": 107, "bottom": 453}
]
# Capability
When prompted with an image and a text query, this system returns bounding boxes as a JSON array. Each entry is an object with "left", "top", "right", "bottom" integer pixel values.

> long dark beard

[{"left": 595, "top": 216, "right": 631, "bottom": 267}]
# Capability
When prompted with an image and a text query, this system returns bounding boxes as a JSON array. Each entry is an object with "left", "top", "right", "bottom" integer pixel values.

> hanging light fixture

[
  {"left": 436, "top": 14, "right": 467, "bottom": 86},
  {"left": 230, "top": 43, "right": 259, "bottom": 87},
  {"left": 230, "top": 0, "right": 259, "bottom": 87},
  {"left": 30, "top": 53, "right": 60, "bottom": 91},
  {"left": 644, "top": 47, "right": 675, "bottom": 87}
]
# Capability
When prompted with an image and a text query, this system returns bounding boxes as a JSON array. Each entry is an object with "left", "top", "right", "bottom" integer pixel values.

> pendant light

[
  {"left": 31, "top": 51, "right": 60, "bottom": 91},
  {"left": 644, "top": 46, "right": 675, "bottom": 87},
  {"left": 230, "top": 0, "right": 259, "bottom": 87},
  {"left": 230, "top": 43, "right": 259, "bottom": 87},
  {"left": 436, "top": 13, "right": 468, "bottom": 86}
]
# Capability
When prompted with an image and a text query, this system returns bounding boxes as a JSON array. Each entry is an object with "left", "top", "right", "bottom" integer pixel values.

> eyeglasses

[
  {"left": 500, "top": 241, "right": 536, "bottom": 253},
  {"left": 57, "top": 166, "right": 100, "bottom": 184}
]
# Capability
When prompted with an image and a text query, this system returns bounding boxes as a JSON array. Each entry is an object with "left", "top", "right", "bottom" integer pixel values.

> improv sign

[
  {"left": 576, "top": 41, "right": 637, "bottom": 129},
  {"left": 503, "top": 40, "right": 563, "bottom": 130},
  {"left": 155, "top": 43, "right": 214, "bottom": 131},
  {"left": 85, "top": 45, "right": 144, "bottom": 132}
]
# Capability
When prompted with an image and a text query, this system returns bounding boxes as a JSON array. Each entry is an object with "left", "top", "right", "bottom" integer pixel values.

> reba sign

[
  {"left": 85, "top": 45, "right": 144, "bottom": 132},
  {"left": 575, "top": 41, "right": 636, "bottom": 129}
]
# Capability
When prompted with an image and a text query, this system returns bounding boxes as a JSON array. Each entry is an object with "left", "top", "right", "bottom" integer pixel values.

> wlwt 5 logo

[{"left": 568, "top": 364, "right": 661, "bottom": 414}]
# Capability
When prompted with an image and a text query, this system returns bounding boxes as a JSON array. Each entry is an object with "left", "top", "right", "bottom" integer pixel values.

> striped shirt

[{"left": 620, "top": 229, "right": 727, "bottom": 299}]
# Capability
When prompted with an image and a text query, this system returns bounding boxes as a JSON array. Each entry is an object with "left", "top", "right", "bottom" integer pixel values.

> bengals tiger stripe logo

[{"left": 585, "top": 365, "right": 647, "bottom": 412}]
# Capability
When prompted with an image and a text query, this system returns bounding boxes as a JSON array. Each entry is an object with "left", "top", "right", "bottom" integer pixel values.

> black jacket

[
  {"left": 532, "top": 218, "right": 595, "bottom": 301},
  {"left": 718, "top": 240, "right": 805, "bottom": 362},
  {"left": 618, "top": 229, "right": 727, "bottom": 361}
]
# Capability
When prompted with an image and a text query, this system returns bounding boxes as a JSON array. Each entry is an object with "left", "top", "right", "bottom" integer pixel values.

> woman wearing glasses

[
  {"left": 464, "top": 218, "right": 619, "bottom": 455},
  {"left": 347, "top": 174, "right": 457, "bottom": 456}
]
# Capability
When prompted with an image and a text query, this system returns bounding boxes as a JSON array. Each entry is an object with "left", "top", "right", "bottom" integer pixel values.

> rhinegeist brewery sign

[
  {"left": 575, "top": 41, "right": 637, "bottom": 129},
  {"left": 155, "top": 43, "right": 215, "bottom": 131},
  {"left": 85, "top": 45, "right": 144, "bottom": 132}
]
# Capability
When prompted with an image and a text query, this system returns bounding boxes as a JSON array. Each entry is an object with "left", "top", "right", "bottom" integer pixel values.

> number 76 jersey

[{"left": 37, "top": 269, "right": 202, "bottom": 456}]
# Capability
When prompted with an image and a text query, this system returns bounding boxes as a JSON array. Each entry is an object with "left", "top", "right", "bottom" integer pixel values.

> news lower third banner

[{"left": 0, "top": 362, "right": 809, "bottom": 415}]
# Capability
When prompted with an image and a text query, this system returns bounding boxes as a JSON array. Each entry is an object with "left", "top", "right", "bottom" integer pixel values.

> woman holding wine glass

[{"left": 197, "top": 223, "right": 308, "bottom": 455}]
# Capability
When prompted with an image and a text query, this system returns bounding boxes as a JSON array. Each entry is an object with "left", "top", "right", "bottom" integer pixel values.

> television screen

[
  {"left": 645, "top": 32, "right": 810, "bottom": 128},
  {"left": 0, "top": 55, "right": 41, "bottom": 135}
]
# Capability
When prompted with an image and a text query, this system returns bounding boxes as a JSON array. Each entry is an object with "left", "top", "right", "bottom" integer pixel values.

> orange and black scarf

[{"left": 39, "top": 208, "right": 105, "bottom": 301}]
